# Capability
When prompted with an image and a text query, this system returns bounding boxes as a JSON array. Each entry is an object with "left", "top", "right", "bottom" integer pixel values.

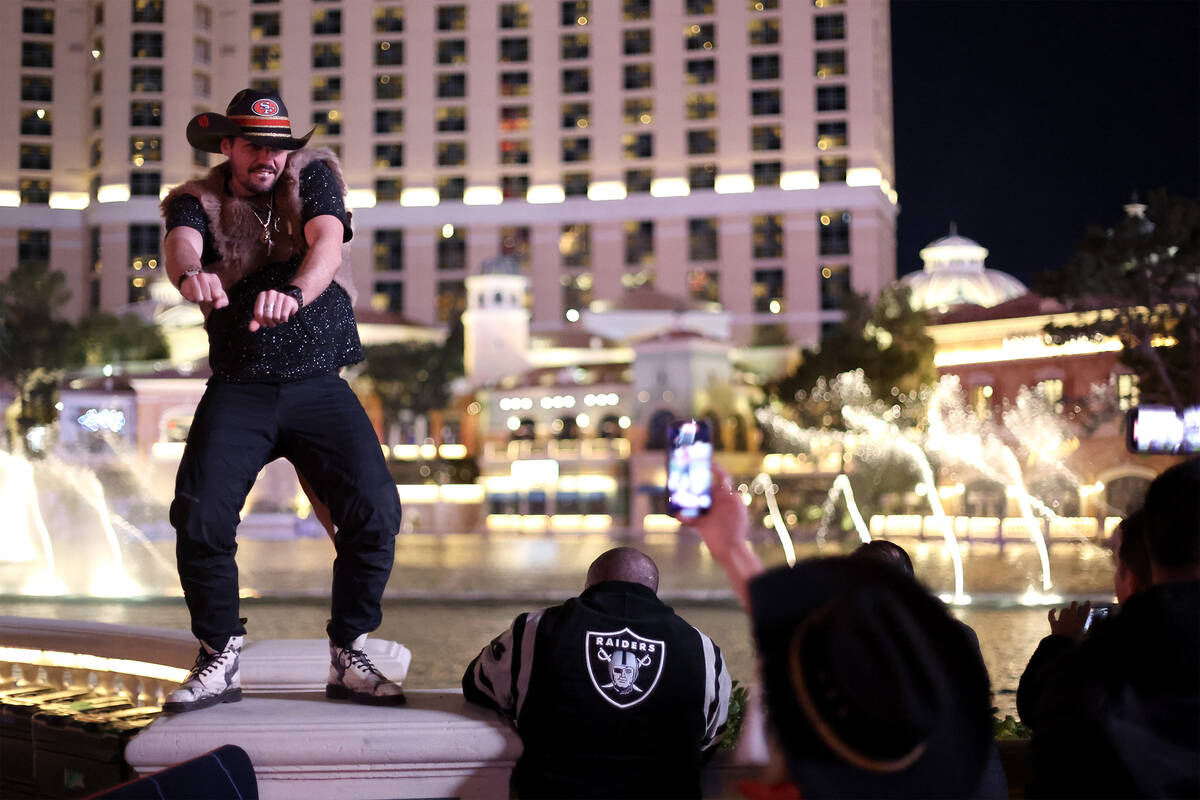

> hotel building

[{"left": 1, "top": 0, "right": 897, "bottom": 345}]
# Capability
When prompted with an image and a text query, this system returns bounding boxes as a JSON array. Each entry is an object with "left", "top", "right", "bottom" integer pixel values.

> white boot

[
  {"left": 326, "top": 634, "right": 406, "bottom": 706},
  {"left": 164, "top": 635, "right": 243, "bottom": 713}
]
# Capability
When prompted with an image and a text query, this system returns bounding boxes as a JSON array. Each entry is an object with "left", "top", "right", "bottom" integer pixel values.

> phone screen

[
  {"left": 1126, "top": 406, "right": 1200, "bottom": 454},
  {"left": 667, "top": 419, "right": 713, "bottom": 518}
]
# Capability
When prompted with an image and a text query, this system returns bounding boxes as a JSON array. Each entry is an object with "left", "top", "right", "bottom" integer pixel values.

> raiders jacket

[{"left": 463, "top": 580, "right": 732, "bottom": 799}]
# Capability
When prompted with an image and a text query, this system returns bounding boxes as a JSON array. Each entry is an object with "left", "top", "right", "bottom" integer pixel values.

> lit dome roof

[{"left": 901, "top": 225, "right": 1027, "bottom": 310}]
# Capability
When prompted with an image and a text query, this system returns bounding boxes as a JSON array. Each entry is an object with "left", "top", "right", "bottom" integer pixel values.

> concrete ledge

[
  {"left": 241, "top": 638, "right": 412, "bottom": 694},
  {"left": 125, "top": 690, "right": 523, "bottom": 800}
]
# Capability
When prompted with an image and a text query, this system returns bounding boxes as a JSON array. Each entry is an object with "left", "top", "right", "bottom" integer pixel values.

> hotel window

[
  {"left": 500, "top": 105, "right": 530, "bottom": 131},
  {"left": 561, "top": 102, "right": 589, "bottom": 129},
  {"left": 312, "top": 9, "right": 341, "bottom": 36},
  {"left": 437, "top": 5, "right": 467, "bottom": 31},
  {"left": 375, "top": 230, "right": 404, "bottom": 271},
  {"left": 751, "top": 0, "right": 780, "bottom": 8},
  {"left": 562, "top": 273, "right": 594, "bottom": 319},
  {"left": 562, "top": 68, "right": 590, "bottom": 94},
  {"left": 438, "top": 175, "right": 466, "bottom": 200},
  {"left": 624, "top": 0, "right": 652, "bottom": 20},
  {"left": 375, "top": 6, "right": 404, "bottom": 32},
  {"left": 687, "top": 129, "right": 716, "bottom": 155},
  {"left": 437, "top": 106, "right": 467, "bottom": 132},
  {"left": 561, "top": 136, "right": 590, "bottom": 162},
  {"left": 501, "top": 140, "right": 530, "bottom": 165},
  {"left": 130, "top": 171, "right": 161, "bottom": 197},
  {"left": 819, "top": 263, "right": 850, "bottom": 310},
  {"left": 1116, "top": 374, "right": 1139, "bottom": 410},
  {"left": 686, "top": 0, "right": 714, "bottom": 13},
  {"left": 195, "top": 38, "right": 212, "bottom": 65},
  {"left": 312, "top": 110, "right": 340, "bottom": 137},
  {"left": 753, "top": 269, "right": 784, "bottom": 313},
  {"left": 500, "top": 38, "right": 529, "bottom": 63},
  {"left": 501, "top": 175, "right": 529, "bottom": 199},
  {"left": 816, "top": 49, "right": 846, "bottom": 77},
  {"left": 624, "top": 64, "right": 653, "bottom": 90},
  {"left": 194, "top": 72, "right": 211, "bottom": 97},
  {"left": 817, "top": 85, "right": 847, "bottom": 112},
  {"left": 814, "top": 0, "right": 844, "bottom": 5},
  {"left": 376, "top": 40, "right": 403, "bottom": 66},
  {"left": 132, "top": 0, "right": 164, "bottom": 23},
  {"left": 193, "top": 148, "right": 208, "bottom": 169},
  {"left": 375, "top": 109, "right": 404, "bottom": 134},
  {"left": 21, "top": 76, "right": 53, "bottom": 102},
  {"left": 500, "top": 72, "right": 530, "bottom": 97},
  {"left": 251, "top": 12, "right": 280, "bottom": 38},
  {"left": 372, "top": 281, "right": 404, "bottom": 313},
  {"left": 22, "top": 42, "right": 53, "bottom": 68},
  {"left": 1037, "top": 379, "right": 1065, "bottom": 413},
  {"left": 129, "top": 136, "right": 161, "bottom": 165},
  {"left": 624, "top": 221, "right": 654, "bottom": 266},
  {"left": 375, "top": 143, "right": 404, "bottom": 169},
  {"left": 438, "top": 39, "right": 467, "bottom": 65},
  {"left": 251, "top": 77, "right": 280, "bottom": 94},
  {"left": 624, "top": 29, "right": 652, "bottom": 55},
  {"left": 93, "top": 71, "right": 103, "bottom": 96},
  {"left": 815, "top": 14, "right": 845, "bottom": 41},
  {"left": 437, "top": 73, "right": 466, "bottom": 98},
  {"left": 376, "top": 73, "right": 403, "bottom": 99},
  {"left": 819, "top": 156, "right": 847, "bottom": 183},
  {"left": 129, "top": 224, "right": 160, "bottom": 270},
  {"left": 748, "top": 18, "right": 779, "bottom": 46},
  {"left": 17, "top": 230, "right": 50, "bottom": 267},
  {"left": 20, "top": 110, "right": 52, "bottom": 137},
  {"left": 500, "top": 226, "right": 531, "bottom": 265},
  {"left": 626, "top": 169, "right": 653, "bottom": 193},
  {"left": 130, "top": 67, "right": 162, "bottom": 92},
  {"left": 89, "top": 139, "right": 103, "bottom": 168},
  {"left": 93, "top": 106, "right": 103, "bottom": 129},
  {"left": 688, "top": 270, "right": 719, "bottom": 303},
  {"left": 623, "top": 133, "right": 653, "bottom": 159},
  {"left": 689, "top": 218, "right": 718, "bottom": 261},
  {"left": 685, "top": 23, "right": 715, "bottom": 51},
  {"left": 685, "top": 58, "right": 716, "bottom": 84},
  {"left": 753, "top": 215, "right": 783, "bottom": 259},
  {"left": 560, "top": 224, "right": 591, "bottom": 267},
  {"left": 23, "top": 7, "right": 54, "bottom": 34},
  {"left": 499, "top": 3, "right": 530, "bottom": 29},
  {"left": 19, "top": 179, "right": 50, "bottom": 205},
  {"left": 561, "top": 33, "right": 589, "bottom": 59},
  {"left": 437, "top": 140, "right": 467, "bottom": 166},
  {"left": 436, "top": 280, "right": 466, "bottom": 323},
  {"left": 817, "top": 120, "right": 847, "bottom": 149},
  {"left": 251, "top": 44, "right": 281, "bottom": 71},
  {"left": 689, "top": 163, "right": 716, "bottom": 190},
  {"left": 751, "top": 125, "right": 781, "bottom": 151},
  {"left": 818, "top": 210, "right": 850, "bottom": 255},
  {"left": 19, "top": 145, "right": 50, "bottom": 171},
  {"left": 563, "top": 171, "right": 590, "bottom": 196},
  {"left": 130, "top": 101, "right": 162, "bottom": 127},
  {"left": 561, "top": 1, "right": 589, "bottom": 26},
  {"left": 750, "top": 53, "right": 779, "bottom": 80},
  {"left": 313, "top": 76, "right": 342, "bottom": 102},
  {"left": 751, "top": 89, "right": 781, "bottom": 115},
  {"left": 438, "top": 228, "right": 467, "bottom": 270},
  {"left": 375, "top": 178, "right": 402, "bottom": 202},
  {"left": 969, "top": 385, "right": 994, "bottom": 420},
  {"left": 753, "top": 160, "right": 781, "bottom": 186},
  {"left": 686, "top": 93, "right": 717, "bottom": 120}
]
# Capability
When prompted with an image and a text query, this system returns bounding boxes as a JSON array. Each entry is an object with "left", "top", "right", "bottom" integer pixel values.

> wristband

[
  {"left": 280, "top": 284, "right": 304, "bottom": 308},
  {"left": 176, "top": 267, "right": 202, "bottom": 290}
]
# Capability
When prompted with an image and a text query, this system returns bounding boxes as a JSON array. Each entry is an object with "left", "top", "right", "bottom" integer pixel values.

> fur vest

[{"left": 161, "top": 147, "right": 356, "bottom": 304}]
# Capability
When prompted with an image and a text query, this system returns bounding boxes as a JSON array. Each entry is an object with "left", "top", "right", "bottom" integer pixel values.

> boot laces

[
  {"left": 345, "top": 647, "right": 385, "bottom": 679},
  {"left": 187, "top": 645, "right": 230, "bottom": 681}
]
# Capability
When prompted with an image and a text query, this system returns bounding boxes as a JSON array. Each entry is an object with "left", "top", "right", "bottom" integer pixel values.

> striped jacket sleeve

[
  {"left": 462, "top": 609, "right": 545, "bottom": 720},
  {"left": 697, "top": 628, "right": 732, "bottom": 753}
]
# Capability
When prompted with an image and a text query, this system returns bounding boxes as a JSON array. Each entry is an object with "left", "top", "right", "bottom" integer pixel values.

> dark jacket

[
  {"left": 463, "top": 581, "right": 731, "bottom": 799},
  {"left": 1027, "top": 581, "right": 1200, "bottom": 798}
]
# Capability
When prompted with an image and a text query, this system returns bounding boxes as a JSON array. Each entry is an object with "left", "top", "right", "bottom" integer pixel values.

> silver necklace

[{"left": 248, "top": 193, "right": 275, "bottom": 253}]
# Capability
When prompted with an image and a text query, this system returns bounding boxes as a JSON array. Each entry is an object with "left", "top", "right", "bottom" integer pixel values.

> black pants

[{"left": 170, "top": 372, "right": 402, "bottom": 649}]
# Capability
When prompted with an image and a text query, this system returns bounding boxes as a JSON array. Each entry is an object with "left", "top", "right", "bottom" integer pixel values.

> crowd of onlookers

[{"left": 460, "top": 457, "right": 1200, "bottom": 798}]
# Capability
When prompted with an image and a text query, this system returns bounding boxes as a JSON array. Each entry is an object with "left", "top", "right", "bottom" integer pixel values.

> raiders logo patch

[{"left": 585, "top": 628, "right": 665, "bottom": 709}]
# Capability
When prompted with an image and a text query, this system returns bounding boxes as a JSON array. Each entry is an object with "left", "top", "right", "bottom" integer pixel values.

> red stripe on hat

[{"left": 229, "top": 116, "right": 292, "bottom": 127}]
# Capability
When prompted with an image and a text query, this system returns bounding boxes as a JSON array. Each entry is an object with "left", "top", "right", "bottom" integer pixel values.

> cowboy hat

[{"left": 186, "top": 89, "right": 313, "bottom": 154}]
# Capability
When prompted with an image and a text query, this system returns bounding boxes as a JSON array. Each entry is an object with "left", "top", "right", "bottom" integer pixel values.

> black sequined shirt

[{"left": 164, "top": 160, "right": 363, "bottom": 383}]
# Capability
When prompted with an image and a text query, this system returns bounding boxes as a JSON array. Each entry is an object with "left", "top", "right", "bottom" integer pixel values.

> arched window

[
  {"left": 511, "top": 418, "right": 536, "bottom": 441},
  {"left": 554, "top": 415, "right": 578, "bottom": 440},
  {"left": 598, "top": 414, "right": 622, "bottom": 438},
  {"left": 645, "top": 409, "right": 675, "bottom": 450},
  {"left": 700, "top": 411, "right": 724, "bottom": 451}
]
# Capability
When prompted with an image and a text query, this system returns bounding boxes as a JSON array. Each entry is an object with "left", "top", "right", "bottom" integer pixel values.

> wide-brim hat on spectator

[
  {"left": 187, "top": 89, "right": 313, "bottom": 154},
  {"left": 749, "top": 557, "right": 992, "bottom": 798}
]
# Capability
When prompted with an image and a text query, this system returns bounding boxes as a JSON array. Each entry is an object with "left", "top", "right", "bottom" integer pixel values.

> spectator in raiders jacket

[{"left": 462, "top": 547, "right": 732, "bottom": 799}]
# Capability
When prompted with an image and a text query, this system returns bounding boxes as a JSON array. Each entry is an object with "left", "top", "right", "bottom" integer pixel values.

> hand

[
  {"left": 249, "top": 288, "right": 299, "bottom": 332},
  {"left": 179, "top": 271, "right": 228, "bottom": 309},
  {"left": 677, "top": 463, "right": 764, "bottom": 609},
  {"left": 1048, "top": 601, "right": 1091, "bottom": 642}
]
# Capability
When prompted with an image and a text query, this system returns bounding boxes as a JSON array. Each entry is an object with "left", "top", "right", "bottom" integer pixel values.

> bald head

[{"left": 586, "top": 547, "right": 659, "bottom": 592}]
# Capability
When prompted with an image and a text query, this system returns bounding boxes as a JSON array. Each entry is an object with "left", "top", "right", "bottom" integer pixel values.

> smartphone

[
  {"left": 667, "top": 419, "right": 713, "bottom": 519},
  {"left": 1083, "top": 605, "right": 1111, "bottom": 634},
  {"left": 1126, "top": 405, "right": 1200, "bottom": 455}
]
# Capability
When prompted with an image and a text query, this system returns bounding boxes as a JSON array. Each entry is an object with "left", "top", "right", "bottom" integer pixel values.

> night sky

[{"left": 891, "top": 0, "right": 1199, "bottom": 285}]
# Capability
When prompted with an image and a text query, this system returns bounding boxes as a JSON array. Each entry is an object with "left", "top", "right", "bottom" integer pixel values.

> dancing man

[{"left": 160, "top": 89, "right": 404, "bottom": 712}]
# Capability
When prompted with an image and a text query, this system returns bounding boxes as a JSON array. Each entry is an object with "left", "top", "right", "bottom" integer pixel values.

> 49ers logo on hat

[
  {"left": 251, "top": 98, "right": 279, "bottom": 117},
  {"left": 585, "top": 628, "right": 665, "bottom": 709}
]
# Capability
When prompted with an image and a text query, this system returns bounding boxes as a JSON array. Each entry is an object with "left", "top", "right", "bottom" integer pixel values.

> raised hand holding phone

[{"left": 666, "top": 419, "right": 714, "bottom": 518}]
